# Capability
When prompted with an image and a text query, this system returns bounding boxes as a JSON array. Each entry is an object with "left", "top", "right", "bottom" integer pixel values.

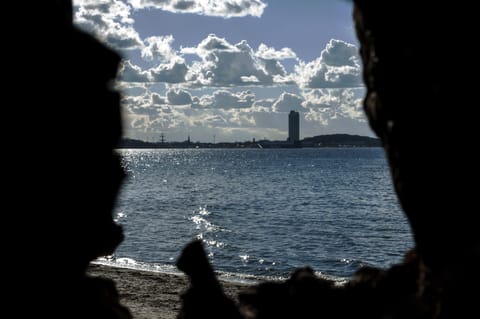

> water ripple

[{"left": 113, "top": 148, "right": 413, "bottom": 279}]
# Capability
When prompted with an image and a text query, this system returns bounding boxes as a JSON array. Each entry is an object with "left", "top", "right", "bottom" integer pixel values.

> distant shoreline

[{"left": 118, "top": 134, "right": 381, "bottom": 149}]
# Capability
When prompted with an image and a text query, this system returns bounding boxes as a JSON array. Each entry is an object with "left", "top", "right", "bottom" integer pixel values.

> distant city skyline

[{"left": 73, "top": 0, "right": 372, "bottom": 142}]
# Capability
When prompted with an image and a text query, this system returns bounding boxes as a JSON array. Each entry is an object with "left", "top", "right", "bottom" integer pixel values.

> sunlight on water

[
  {"left": 112, "top": 148, "right": 413, "bottom": 282},
  {"left": 189, "top": 213, "right": 218, "bottom": 231},
  {"left": 114, "top": 212, "right": 127, "bottom": 223},
  {"left": 239, "top": 254, "right": 250, "bottom": 265},
  {"left": 205, "top": 240, "right": 224, "bottom": 248},
  {"left": 198, "top": 206, "right": 210, "bottom": 215},
  {"left": 188, "top": 206, "right": 226, "bottom": 250}
]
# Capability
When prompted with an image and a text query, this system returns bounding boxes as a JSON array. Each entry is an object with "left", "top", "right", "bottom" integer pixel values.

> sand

[{"left": 87, "top": 264, "right": 249, "bottom": 319}]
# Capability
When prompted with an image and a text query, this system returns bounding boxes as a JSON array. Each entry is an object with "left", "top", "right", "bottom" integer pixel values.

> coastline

[{"left": 87, "top": 263, "right": 250, "bottom": 319}]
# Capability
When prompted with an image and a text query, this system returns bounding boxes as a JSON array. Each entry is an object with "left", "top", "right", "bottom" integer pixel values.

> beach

[{"left": 87, "top": 264, "right": 249, "bottom": 319}]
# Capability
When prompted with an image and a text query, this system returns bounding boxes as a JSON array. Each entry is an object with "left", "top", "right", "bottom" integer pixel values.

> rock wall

[
  {"left": 353, "top": 1, "right": 480, "bottom": 316},
  {"left": 8, "top": 1, "right": 130, "bottom": 317}
]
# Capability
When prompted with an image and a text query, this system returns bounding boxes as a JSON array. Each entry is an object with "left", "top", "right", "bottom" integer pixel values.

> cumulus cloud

[
  {"left": 185, "top": 35, "right": 269, "bottom": 86},
  {"left": 201, "top": 114, "right": 229, "bottom": 127},
  {"left": 167, "top": 89, "right": 193, "bottom": 105},
  {"left": 151, "top": 62, "right": 189, "bottom": 83},
  {"left": 320, "top": 39, "right": 359, "bottom": 67},
  {"left": 253, "top": 98, "right": 275, "bottom": 110},
  {"left": 102, "top": 30, "right": 297, "bottom": 87},
  {"left": 131, "top": 117, "right": 149, "bottom": 130},
  {"left": 262, "top": 60, "right": 287, "bottom": 77},
  {"left": 183, "top": 34, "right": 295, "bottom": 87},
  {"left": 213, "top": 90, "right": 255, "bottom": 108},
  {"left": 255, "top": 44, "right": 296, "bottom": 79},
  {"left": 71, "top": 1, "right": 371, "bottom": 141},
  {"left": 187, "top": 108, "right": 256, "bottom": 130},
  {"left": 192, "top": 90, "right": 255, "bottom": 109},
  {"left": 152, "top": 93, "right": 168, "bottom": 105},
  {"left": 195, "top": 34, "right": 236, "bottom": 53},
  {"left": 118, "top": 61, "right": 152, "bottom": 82},
  {"left": 256, "top": 44, "right": 297, "bottom": 60},
  {"left": 118, "top": 59, "right": 189, "bottom": 83},
  {"left": 240, "top": 76, "right": 260, "bottom": 83},
  {"left": 272, "top": 92, "right": 307, "bottom": 113},
  {"left": 142, "top": 35, "right": 181, "bottom": 63},
  {"left": 74, "top": 0, "right": 142, "bottom": 49},
  {"left": 122, "top": 89, "right": 188, "bottom": 139},
  {"left": 121, "top": 87, "right": 370, "bottom": 142},
  {"left": 302, "top": 88, "right": 365, "bottom": 132},
  {"left": 296, "top": 39, "right": 362, "bottom": 89},
  {"left": 127, "top": 0, "right": 267, "bottom": 18}
]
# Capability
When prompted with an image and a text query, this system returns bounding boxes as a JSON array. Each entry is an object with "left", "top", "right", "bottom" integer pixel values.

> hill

[{"left": 301, "top": 134, "right": 381, "bottom": 147}]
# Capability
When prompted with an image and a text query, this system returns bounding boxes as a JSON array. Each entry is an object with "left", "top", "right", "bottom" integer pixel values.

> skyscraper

[{"left": 288, "top": 110, "right": 300, "bottom": 143}]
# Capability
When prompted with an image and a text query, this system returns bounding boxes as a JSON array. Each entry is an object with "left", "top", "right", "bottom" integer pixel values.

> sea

[{"left": 98, "top": 148, "right": 414, "bottom": 284}]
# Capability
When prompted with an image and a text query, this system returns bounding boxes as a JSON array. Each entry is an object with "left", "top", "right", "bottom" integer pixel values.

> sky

[{"left": 73, "top": 0, "right": 371, "bottom": 143}]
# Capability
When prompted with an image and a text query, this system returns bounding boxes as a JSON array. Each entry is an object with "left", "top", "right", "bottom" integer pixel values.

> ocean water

[{"left": 104, "top": 148, "right": 413, "bottom": 282}]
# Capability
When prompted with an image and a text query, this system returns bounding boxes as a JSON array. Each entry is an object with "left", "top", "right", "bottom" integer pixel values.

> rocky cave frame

[{"left": 18, "top": 1, "right": 479, "bottom": 318}]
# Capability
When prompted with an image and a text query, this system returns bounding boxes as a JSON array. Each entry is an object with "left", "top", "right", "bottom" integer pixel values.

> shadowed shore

[{"left": 87, "top": 264, "right": 249, "bottom": 319}]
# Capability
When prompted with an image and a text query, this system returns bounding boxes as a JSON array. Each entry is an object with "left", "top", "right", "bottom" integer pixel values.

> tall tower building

[{"left": 288, "top": 110, "right": 300, "bottom": 143}]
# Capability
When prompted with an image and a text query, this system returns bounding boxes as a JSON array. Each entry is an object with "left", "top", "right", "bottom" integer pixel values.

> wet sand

[{"left": 87, "top": 264, "right": 249, "bottom": 319}]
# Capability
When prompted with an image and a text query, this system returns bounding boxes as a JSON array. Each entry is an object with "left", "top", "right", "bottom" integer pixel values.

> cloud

[
  {"left": 106, "top": 32, "right": 297, "bottom": 87},
  {"left": 122, "top": 89, "right": 185, "bottom": 137},
  {"left": 118, "top": 61, "right": 152, "bottom": 82},
  {"left": 118, "top": 59, "right": 189, "bottom": 83},
  {"left": 71, "top": 2, "right": 372, "bottom": 142},
  {"left": 185, "top": 35, "right": 270, "bottom": 86},
  {"left": 240, "top": 76, "right": 260, "bottom": 83},
  {"left": 255, "top": 44, "right": 296, "bottom": 79},
  {"left": 272, "top": 92, "right": 307, "bottom": 113},
  {"left": 167, "top": 89, "right": 193, "bottom": 105},
  {"left": 188, "top": 108, "right": 256, "bottom": 130},
  {"left": 213, "top": 90, "right": 255, "bottom": 108},
  {"left": 303, "top": 88, "right": 364, "bottom": 118},
  {"left": 142, "top": 35, "right": 180, "bottom": 63},
  {"left": 127, "top": 0, "right": 267, "bottom": 18},
  {"left": 256, "top": 43, "right": 297, "bottom": 60},
  {"left": 74, "top": 0, "right": 142, "bottom": 49},
  {"left": 183, "top": 34, "right": 295, "bottom": 87},
  {"left": 196, "top": 34, "right": 236, "bottom": 53},
  {"left": 201, "top": 114, "right": 229, "bottom": 127},
  {"left": 320, "top": 39, "right": 359, "bottom": 67},
  {"left": 262, "top": 60, "right": 287, "bottom": 77},
  {"left": 253, "top": 98, "right": 275, "bottom": 110},
  {"left": 152, "top": 93, "right": 168, "bottom": 105},
  {"left": 296, "top": 39, "right": 362, "bottom": 88},
  {"left": 192, "top": 90, "right": 255, "bottom": 109},
  {"left": 151, "top": 62, "right": 189, "bottom": 83},
  {"left": 120, "top": 86, "right": 371, "bottom": 142},
  {"left": 131, "top": 117, "right": 149, "bottom": 130},
  {"left": 122, "top": 91, "right": 167, "bottom": 118}
]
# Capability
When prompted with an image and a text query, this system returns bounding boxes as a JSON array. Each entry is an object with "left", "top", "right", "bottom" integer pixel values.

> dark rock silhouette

[
  {"left": 13, "top": 1, "right": 478, "bottom": 318},
  {"left": 353, "top": 1, "right": 480, "bottom": 317},
  {"left": 8, "top": 1, "right": 130, "bottom": 318},
  {"left": 237, "top": 249, "right": 425, "bottom": 319},
  {"left": 177, "top": 1, "right": 479, "bottom": 318},
  {"left": 176, "top": 240, "right": 243, "bottom": 319}
]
